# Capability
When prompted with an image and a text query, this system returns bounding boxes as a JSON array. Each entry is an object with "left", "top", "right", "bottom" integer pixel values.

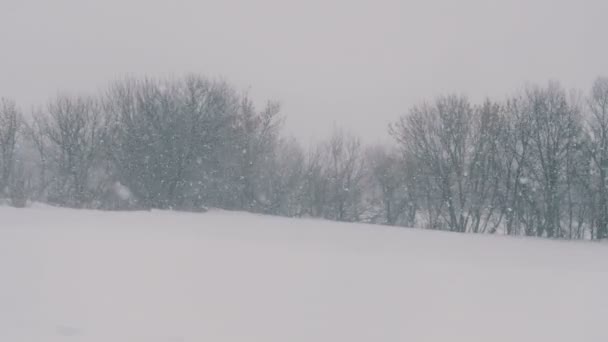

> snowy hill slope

[{"left": 1, "top": 206, "right": 608, "bottom": 342}]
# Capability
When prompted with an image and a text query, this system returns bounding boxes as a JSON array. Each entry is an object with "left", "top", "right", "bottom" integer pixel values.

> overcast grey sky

[{"left": 1, "top": 0, "right": 607, "bottom": 143}]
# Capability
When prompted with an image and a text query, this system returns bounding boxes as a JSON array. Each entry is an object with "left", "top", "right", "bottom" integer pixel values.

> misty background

[
  {"left": 1, "top": 0, "right": 606, "bottom": 142},
  {"left": 1, "top": 0, "right": 608, "bottom": 241}
]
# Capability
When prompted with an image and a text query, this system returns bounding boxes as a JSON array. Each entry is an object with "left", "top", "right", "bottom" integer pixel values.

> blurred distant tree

[
  {"left": 0, "top": 98, "right": 20, "bottom": 198},
  {"left": 37, "top": 95, "right": 108, "bottom": 207}
]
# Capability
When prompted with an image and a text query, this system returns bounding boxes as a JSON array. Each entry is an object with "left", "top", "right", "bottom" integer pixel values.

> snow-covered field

[{"left": 1, "top": 205, "right": 607, "bottom": 342}]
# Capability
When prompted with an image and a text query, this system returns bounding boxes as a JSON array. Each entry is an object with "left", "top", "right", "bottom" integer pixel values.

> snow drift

[{"left": 1, "top": 205, "right": 607, "bottom": 341}]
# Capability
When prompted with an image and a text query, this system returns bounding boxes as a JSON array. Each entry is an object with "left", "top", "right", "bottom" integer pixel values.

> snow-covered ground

[{"left": 1, "top": 205, "right": 608, "bottom": 342}]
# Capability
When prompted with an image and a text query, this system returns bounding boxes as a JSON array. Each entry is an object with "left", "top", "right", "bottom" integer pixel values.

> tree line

[{"left": 1, "top": 75, "right": 607, "bottom": 240}]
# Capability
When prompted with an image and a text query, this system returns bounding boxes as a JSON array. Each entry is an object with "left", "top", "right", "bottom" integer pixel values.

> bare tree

[
  {"left": 263, "top": 137, "right": 306, "bottom": 216},
  {"left": 301, "top": 145, "right": 329, "bottom": 218},
  {"left": 392, "top": 96, "right": 471, "bottom": 232},
  {"left": 391, "top": 96, "right": 507, "bottom": 233},
  {"left": 524, "top": 83, "right": 582, "bottom": 238},
  {"left": 36, "top": 95, "right": 108, "bottom": 207},
  {"left": 232, "top": 96, "right": 283, "bottom": 211},
  {"left": 24, "top": 112, "right": 50, "bottom": 201},
  {"left": 466, "top": 100, "right": 505, "bottom": 233},
  {"left": 366, "top": 145, "right": 417, "bottom": 226},
  {"left": 0, "top": 98, "right": 20, "bottom": 198},
  {"left": 323, "top": 129, "right": 366, "bottom": 222},
  {"left": 585, "top": 77, "right": 608, "bottom": 239},
  {"left": 299, "top": 130, "right": 366, "bottom": 222},
  {"left": 105, "top": 77, "right": 234, "bottom": 209}
]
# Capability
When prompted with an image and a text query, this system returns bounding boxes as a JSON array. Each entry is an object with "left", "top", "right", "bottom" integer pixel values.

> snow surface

[{"left": 1, "top": 205, "right": 608, "bottom": 342}]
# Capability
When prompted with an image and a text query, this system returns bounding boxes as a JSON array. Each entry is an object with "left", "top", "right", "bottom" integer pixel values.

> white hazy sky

[{"left": 1, "top": 0, "right": 607, "bottom": 143}]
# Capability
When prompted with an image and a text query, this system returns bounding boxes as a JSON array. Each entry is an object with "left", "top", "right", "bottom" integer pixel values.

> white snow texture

[{"left": 1, "top": 205, "right": 607, "bottom": 341}]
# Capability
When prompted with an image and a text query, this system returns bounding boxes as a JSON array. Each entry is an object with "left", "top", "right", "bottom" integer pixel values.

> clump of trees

[
  {"left": 390, "top": 78, "right": 608, "bottom": 239},
  {"left": 2, "top": 74, "right": 608, "bottom": 240}
]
